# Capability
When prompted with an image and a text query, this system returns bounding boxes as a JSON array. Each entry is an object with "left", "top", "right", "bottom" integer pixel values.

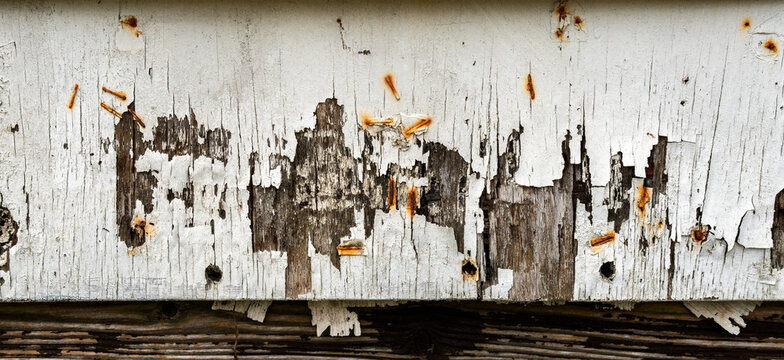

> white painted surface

[{"left": 0, "top": 0, "right": 782, "bottom": 301}]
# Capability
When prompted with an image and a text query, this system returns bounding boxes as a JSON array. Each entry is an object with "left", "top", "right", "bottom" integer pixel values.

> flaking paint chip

[{"left": 384, "top": 73, "right": 400, "bottom": 101}]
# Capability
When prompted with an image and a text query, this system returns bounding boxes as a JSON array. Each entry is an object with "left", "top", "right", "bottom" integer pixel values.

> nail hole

[
  {"left": 161, "top": 301, "right": 178, "bottom": 318},
  {"left": 205, "top": 264, "right": 223, "bottom": 282},
  {"left": 600, "top": 261, "right": 615, "bottom": 280}
]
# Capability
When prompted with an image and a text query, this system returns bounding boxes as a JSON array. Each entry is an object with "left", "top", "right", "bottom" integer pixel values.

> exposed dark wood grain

[
  {"left": 248, "top": 98, "right": 479, "bottom": 297},
  {"left": 481, "top": 131, "right": 576, "bottom": 301},
  {"left": 115, "top": 104, "right": 231, "bottom": 248},
  {"left": 1, "top": 301, "right": 783, "bottom": 359},
  {"left": 773, "top": 189, "right": 784, "bottom": 270},
  {"left": 0, "top": 202, "right": 19, "bottom": 273}
]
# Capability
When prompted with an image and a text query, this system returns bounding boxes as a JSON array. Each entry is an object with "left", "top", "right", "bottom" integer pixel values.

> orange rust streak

[
  {"left": 129, "top": 109, "right": 145, "bottom": 128},
  {"left": 574, "top": 15, "right": 583, "bottom": 28},
  {"left": 636, "top": 185, "right": 651, "bottom": 215},
  {"left": 337, "top": 246, "right": 364, "bottom": 256},
  {"left": 67, "top": 83, "right": 79, "bottom": 109},
  {"left": 525, "top": 74, "right": 536, "bottom": 100},
  {"left": 402, "top": 116, "right": 432, "bottom": 138},
  {"left": 407, "top": 187, "right": 417, "bottom": 217},
  {"left": 742, "top": 17, "right": 751, "bottom": 29},
  {"left": 555, "top": 28, "right": 564, "bottom": 40},
  {"left": 388, "top": 177, "right": 397, "bottom": 210},
  {"left": 384, "top": 73, "right": 400, "bottom": 101},
  {"left": 590, "top": 231, "right": 615, "bottom": 247},
  {"left": 102, "top": 87, "right": 127, "bottom": 101},
  {"left": 100, "top": 102, "right": 122, "bottom": 119}
]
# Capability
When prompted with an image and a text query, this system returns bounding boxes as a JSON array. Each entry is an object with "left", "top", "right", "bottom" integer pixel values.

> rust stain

[
  {"left": 590, "top": 230, "right": 615, "bottom": 247},
  {"left": 574, "top": 15, "right": 583, "bottom": 28},
  {"left": 461, "top": 257, "right": 478, "bottom": 281},
  {"left": 361, "top": 112, "right": 394, "bottom": 128},
  {"left": 646, "top": 132, "right": 655, "bottom": 138},
  {"left": 657, "top": 218, "right": 664, "bottom": 230},
  {"left": 337, "top": 239, "right": 364, "bottom": 256},
  {"left": 130, "top": 216, "right": 155, "bottom": 254},
  {"left": 555, "top": 4, "right": 568, "bottom": 20},
  {"left": 67, "top": 83, "right": 79, "bottom": 109},
  {"left": 407, "top": 186, "right": 417, "bottom": 217},
  {"left": 100, "top": 102, "right": 122, "bottom": 119},
  {"left": 764, "top": 37, "right": 778, "bottom": 53},
  {"left": 690, "top": 225, "right": 709, "bottom": 244},
  {"left": 387, "top": 177, "right": 397, "bottom": 210},
  {"left": 102, "top": 86, "right": 127, "bottom": 101},
  {"left": 128, "top": 109, "right": 145, "bottom": 128},
  {"left": 636, "top": 185, "right": 651, "bottom": 216},
  {"left": 525, "top": 73, "right": 536, "bottom": 100},
  {"left": 121, "top": 16, "right": 138, "bottom": 29},
  {"left": 121, "top": 16, "right": 142, "bottom": 37},
  {"left": 742, "top": 17, "right": 751, "bottom": 29},
  {"left": 554, "top": 28, "right": 565, "bottom": 41},
  {"left": 402, "top": 116, "right": 432, "bottom": 138},
  {"left": 383, "top": 73, "right": 400, "bottom": 101}
]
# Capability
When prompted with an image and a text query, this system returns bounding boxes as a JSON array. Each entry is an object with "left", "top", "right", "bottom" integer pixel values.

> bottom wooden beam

[{"left": 0, "top": 301, "right": 783, "bottom": 359}]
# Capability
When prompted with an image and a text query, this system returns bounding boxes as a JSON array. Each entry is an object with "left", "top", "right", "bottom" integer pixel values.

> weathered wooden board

[
  {"left": 1, "top": 301, "right": 784, "bottom": 358},
  {"left": 0, "top": 0, "right": 783, "bottom": 301}
]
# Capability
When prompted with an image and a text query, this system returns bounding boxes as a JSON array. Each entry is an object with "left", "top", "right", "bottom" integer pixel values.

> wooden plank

[
  {"left": 0, "top": 301, "right": 783, "bottom": 358},
  {"left": 0, "top": 0, "right": 782, "bottom": 301}
]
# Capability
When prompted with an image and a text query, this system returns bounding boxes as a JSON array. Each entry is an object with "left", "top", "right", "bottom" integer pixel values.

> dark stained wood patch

[
  {"left": 480, "top": 130, "right": 578, "bottom": 301},
  {"left": 417, "top": 143, "right": 469, "bottom": 253},
  {"left": 114, "top": 103, "right": 231, "bottom": 249},
  {"left": 1, "top": 301, "right": 784, "bottom": 358},
  {"left": 0, "top": 202, "right": 19, "bottom": 273},
  {"left": 606, "top": 152, "right": 635, "bottom": 233},
  {"left": 643, "top": 137, "right": 668, "bottom": 208},
  {"left": 772, "top": 189, "right": 784, "bottom": 269},
  {"left": 248, "top": 98, "right": 474, "bottom": 298}
]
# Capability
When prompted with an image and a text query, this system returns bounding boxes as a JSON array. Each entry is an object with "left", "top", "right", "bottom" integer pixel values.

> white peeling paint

[
  {"left": 308, "top": 300, "right": 399, "bottom": 337},
  {"left": 684, "top": 301, "right": 761, "bottom": 335},
  {"left": 483, "top": 268, "right": 514, "bottom": 300},
  {"left": 0, "top": 0, "right": 782, "bottom": 302},
  {"left": 212, "top": 300, "right": 273, "bottom": 323}
]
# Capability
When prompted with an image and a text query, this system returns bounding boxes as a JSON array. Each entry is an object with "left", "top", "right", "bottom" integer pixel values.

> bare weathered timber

[{"left": 1, "top": 301, "right": 784, "bottom": 358}]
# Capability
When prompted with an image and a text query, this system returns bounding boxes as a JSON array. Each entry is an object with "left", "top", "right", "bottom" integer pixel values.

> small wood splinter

[
  {"left": 67, "top": 83, "right": 79, "bottom": 109},
  {"left": 102, "top": 86, "right": 127, "bottom": 101},
  {"left": 100, "top": 102, "right": 122, "bottom": 119},
  {"left": 384, "top": 73, "right": 401, "bottom": 101}
]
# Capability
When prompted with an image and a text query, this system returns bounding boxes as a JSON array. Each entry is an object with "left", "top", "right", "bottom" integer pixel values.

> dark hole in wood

[
  {"left": 205, "top": 264, "right": 223, "bottom": 282},
  {"left": 161, "top": 301, "right": 178, "bottom": 318},
  {"left": 462, "top": 259, "right": 478, "bottom": 278},
  {"left": 600, "top": 261, "right": 615, "bottom": 280}
]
